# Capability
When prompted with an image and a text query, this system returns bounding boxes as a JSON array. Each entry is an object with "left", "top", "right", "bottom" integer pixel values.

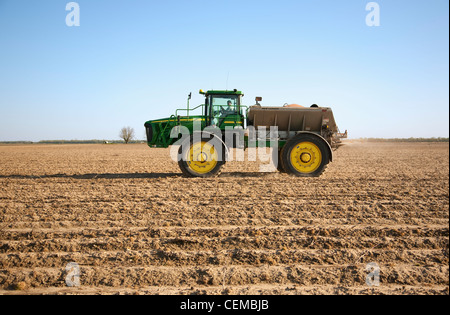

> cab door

[{"left": 209, "top": 95, "right": 241, "bottom": 130}]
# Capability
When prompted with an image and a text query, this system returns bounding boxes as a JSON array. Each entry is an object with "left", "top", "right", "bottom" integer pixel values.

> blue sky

[{"left": 0, "top": 0, "right": 448, "bottom": 141}]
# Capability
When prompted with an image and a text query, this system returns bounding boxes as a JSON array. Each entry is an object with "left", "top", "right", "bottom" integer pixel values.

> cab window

[{"left": 210, "top": 95, "right": 238, "bottom": 116}]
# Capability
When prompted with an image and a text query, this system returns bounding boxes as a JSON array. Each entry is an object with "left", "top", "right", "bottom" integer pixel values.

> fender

[
  {"left": 171, "top": 128, "right": 230, "bottom": 163},
  {"left": 294, "top": 131, "right": 333, "bottom": 162}
]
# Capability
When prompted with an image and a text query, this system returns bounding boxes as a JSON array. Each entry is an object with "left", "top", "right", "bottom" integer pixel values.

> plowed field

[{"left": 0, "top": 142, "right": 448, "bottom": 295}]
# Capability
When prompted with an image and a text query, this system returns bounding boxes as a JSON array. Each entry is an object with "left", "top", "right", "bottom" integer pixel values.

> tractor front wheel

[{"left": 178, "top": 135, "right": 226, "bottom": 178}]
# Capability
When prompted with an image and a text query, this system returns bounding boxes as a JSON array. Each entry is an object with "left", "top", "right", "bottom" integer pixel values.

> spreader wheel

[
  {"left": 272, "top": 148, "right": 286, "bottom": 173},
  {"left": 281, "top": 134, "right": 330, "bottom": 177}
]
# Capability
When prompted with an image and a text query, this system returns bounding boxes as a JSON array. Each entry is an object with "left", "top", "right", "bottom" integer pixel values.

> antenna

[{"left": 226, "top": 70, "right": 230, "bottom": 90}]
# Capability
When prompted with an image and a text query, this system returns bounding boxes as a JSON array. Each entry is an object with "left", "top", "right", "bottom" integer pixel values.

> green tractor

[{"left": 144, "top": 89, "right": 347, "bottom": 178}]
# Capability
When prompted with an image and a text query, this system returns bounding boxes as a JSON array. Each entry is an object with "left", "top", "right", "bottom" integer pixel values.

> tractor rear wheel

[
  {"left": 178, "top": 134, "right": 226, "bottom": 178},
  {"left": 280, "top": 134, "right": 330, "bottom": 177},
  {"left": 272, "top": 147, "right": 286, "bottom": 173}
]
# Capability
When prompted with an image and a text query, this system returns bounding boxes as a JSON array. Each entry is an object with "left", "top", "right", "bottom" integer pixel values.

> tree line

[
  {"left": 0, "top": 127, "right": 141, "bottom": 144},
  {"left": 358, "top": 137, "right": 449, "bottom": 143}
]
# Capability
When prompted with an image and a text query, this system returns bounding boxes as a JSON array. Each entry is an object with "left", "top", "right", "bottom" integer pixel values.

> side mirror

[{"left": 255, "top": 97, "right": 262, "bottom": 105}]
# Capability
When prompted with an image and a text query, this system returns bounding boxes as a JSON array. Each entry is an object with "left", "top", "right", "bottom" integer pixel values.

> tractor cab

[{"left": 200, "top": 89, "right": 245, "bottom": 130}]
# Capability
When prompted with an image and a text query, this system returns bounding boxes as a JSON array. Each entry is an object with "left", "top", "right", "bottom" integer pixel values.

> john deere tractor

[{"left": 144, "top": 89, "right": 347, "bottom": 178}]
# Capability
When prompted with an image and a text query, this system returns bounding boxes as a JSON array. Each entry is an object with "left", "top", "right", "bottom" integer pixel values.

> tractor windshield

[
  {"left": 208, "top": 95, "right": 241, "bottom": 128},
  {"left": 212, "top": 95, "right": 238, "bottom": 114},
  {"left": 211, "top": 95, "right": 238, "bottom": 107}
]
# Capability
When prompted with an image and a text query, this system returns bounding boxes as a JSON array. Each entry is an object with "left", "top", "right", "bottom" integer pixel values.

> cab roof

[{"left": 200, "top": 89, "right": 244, "bottom": 96}]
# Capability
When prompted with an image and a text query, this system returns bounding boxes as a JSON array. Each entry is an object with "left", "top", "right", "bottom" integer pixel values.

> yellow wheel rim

[
  {"left": 187, "top": 141, "right": 218, "bottom": 174},
  {"left": 290, "top": 141, "right": 322, "bottom": 173}
]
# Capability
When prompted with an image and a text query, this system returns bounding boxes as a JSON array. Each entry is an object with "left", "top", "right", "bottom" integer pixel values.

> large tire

[
  {"left": 178, "top": 134, "right": 226, "bottom": 178},
  {"left": 280, "top": 134, "right": 330, "bottom": 177},
  {"left": 144, "top": 123, "right": 154, "bottom": 144},
  {"left": 272, "top": 147, "right": 286, "bottom": 173}
]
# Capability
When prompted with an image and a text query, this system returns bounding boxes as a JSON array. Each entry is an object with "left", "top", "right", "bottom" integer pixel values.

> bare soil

[{"left": 0, "top": 142, "right": 448, "bottom": 295}]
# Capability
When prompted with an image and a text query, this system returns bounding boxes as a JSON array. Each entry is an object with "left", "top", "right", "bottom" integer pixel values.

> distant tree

[{"left": 119, "top": 126, "right": 135, "bottom": 144}]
